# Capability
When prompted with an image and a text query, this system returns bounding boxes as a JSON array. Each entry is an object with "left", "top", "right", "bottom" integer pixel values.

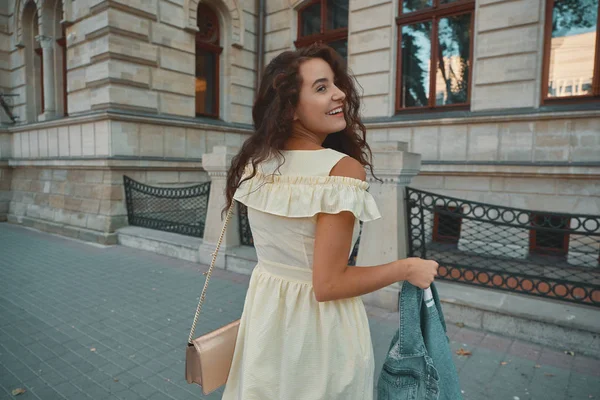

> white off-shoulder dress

[{"left": 221, "top": 148, "right": 382, "bottom": 400}]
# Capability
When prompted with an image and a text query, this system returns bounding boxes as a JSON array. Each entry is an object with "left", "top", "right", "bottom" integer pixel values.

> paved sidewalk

[{"left": 0, "top": 223, "right": 598, "bottom": 400}]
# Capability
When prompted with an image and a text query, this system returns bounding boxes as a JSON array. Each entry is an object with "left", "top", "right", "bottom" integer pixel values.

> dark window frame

[
  {"left": 195, "top": 4, "right": 222, "bottom": 119},
  {"left": 34, "top": 47, "right": 44, "bottom": 113},
  {"left": 528, "top": 213, "right": 571, "bottom": 256},
  {"left": 541, "top": 0, "right": 600, "bottom": 105},
  {"left": 432, "top": 205, "right": 463, "bottom": 244},
  {"left": 395, "top": 0, "right": 475, "bottom": 113},
  {"left": 56, "top": 25, "right": 68, "bottom": 116},
  {"left": 295, "top": 0, "right": 348, "bottom": 49}
]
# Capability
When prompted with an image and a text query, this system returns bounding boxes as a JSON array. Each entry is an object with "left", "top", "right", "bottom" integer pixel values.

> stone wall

[
  {"left": 4, "top": 113, "right": 251, "bottom": 242},
  {"left": 6, "top": 0, "right": 258, "bottom": 124},
  {"left": 472, "top": 0, "right": 543, "bottom": 110},
  {"left": 7, "top": 165, "right": 210, "bottom": 244}
]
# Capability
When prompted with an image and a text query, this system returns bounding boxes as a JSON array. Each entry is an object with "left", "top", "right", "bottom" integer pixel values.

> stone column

[
  {"left": 357, "top": 141, "right": 422, "bottom": 311},
  {"left": 199, "top": 146, "right": 241, "bottom": 268},
  {"left": 35, "top": 35, "right": 56, "bottom": 120}
]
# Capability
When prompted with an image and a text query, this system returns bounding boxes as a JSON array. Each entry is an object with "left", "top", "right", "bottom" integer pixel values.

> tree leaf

[
  {"left": 456, "top": 348, "right": 472, "bottom": 356},
  {"left": 11, "top": 388, "right": 26, "bottom": 396}
]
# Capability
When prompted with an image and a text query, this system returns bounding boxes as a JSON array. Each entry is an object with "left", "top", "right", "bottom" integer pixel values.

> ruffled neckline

[{"left": 233, "top": 169, "right": 381, "bottom": 222}]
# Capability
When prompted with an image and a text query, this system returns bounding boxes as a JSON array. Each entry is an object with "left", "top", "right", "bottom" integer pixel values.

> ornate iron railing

[
  {"left": 406, "top": 187, "right": 600, "bottom": 307},
  {"left": 238, "top": 203, "right": 363, "bottom": 265},
  {"left": 123, "top": 176, "right": 211, "bottom": 238}
]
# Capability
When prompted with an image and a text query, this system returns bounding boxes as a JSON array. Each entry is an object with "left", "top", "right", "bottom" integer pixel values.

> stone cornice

[
  {"left": 364, "top": 109, "right": 600, "bottom": 129},
  {"left": 5, "top": 111, "right": 254, "bottom": 135},
  {"left": 420, "top": 163, "right": 600, "bottom": 179},
  {"left": 8, "top": 157, "right": 203, "bottom": 170}
]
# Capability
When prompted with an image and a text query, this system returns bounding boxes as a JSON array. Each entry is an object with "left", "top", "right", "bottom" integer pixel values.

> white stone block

[
  {"left": 69, "top": 125, "right": 83, "bottom": 156},
  {"left": 349, "top": 50, "right": 390, "bottom": 75},
  {"left": 159, "top": 46, "right": 195, "bottom": 74},
  {"left": 68, "top": 89, "right": 92, "bottom": 114},
  {"left": 109, "top": 85, "right": 159, "bottom": 110},
  {"left": 498, "top": 122, "right": 534, "bottom": 162},
  {"left": 82, "top": 122, "right": 96, "bottom": 156},
  {"left": 68, "top": 67, "right": 87, "bottom": 92},
  {"left": 57, "top": 127, "right": 69, "bottom": 157},
  {"left": 111, "top": 121, "right": 140, "bottom": 156},
  {"left": 158, "top": 92, "right": 194, "bottom": 116},
  {"left": 152, "top": 68, "right": 195, "bottom": 96},
  {"left": 159, "top": 0, "right": 185, "bottom": 28},
  {"left": 230, "top": 84, "right": 255, "bottom": 107},
  {"left": 439, "top": 125, "right": 467, "bottom": 161},
  {"left": 47, "top": 128, "right": 59, "bottom": 157},
  {"left": 38, "top": 129, "right": 48, "bottom": 158},
  {"left": 139, "top": 124, "right": 165, "bottom": 157},
  {"left": 151, "top": 22, "right": 194, "bottom": 53},
  {"left": 12, "top": 134, "right": 21, "bottom": 158},
  {"left": 265, "top": 0, "right": 289, "bottom": 14},
  {"left": 467, "top": 123, "right": 499, "bottom": 161},
  {"left": 28, "top": 131, "right": 39, "bottom": 158},
  {"left": 114, "top": 0, "right": 158, "bottom": 16},
  {"left": 186, "top": 129, "right": 207, "bottom": 158},
  {"left": 476, "top": 25, "right": 539, "bottom": 58},
  {"left": 413, "top": 126, "right": 439, "bottom": 160},
  {"left": 108, "top": 8, "right": 151, "bottom": 37},
  {"left": 476, "top": 53, "right": 537, "bottom": 85},
  {"left": 164, "top": 127, "right": 186, "bottom": 158},
  {"left": 350, "top": 0, "right": 391, "bottom": 11},
  {"left": 109, "top": 35, "right": 158, "bottom": 63},
  {"left": 265, "top": 9, "right": 292, "bottom": 32},
  {"left": 350, "top": 2, "right": 392, "bottom": 33},
  {"left": 265, "top": 28, "right": 292, "bottom": 52},
  {"left": 95, "top": 121, "right": 110, "bottom": 156},
  {"left": 348, "top": 26, "right": 391, "bottom": 55},
  {"left": 504, "top": 178, "right": 556, "bottom": 195},
  {"left": 571, "top": 119, "right": 600, "bottom": 162},
  {"left": 361, "top": 95, "right": 389, "bottom": 118},
  {"left": 107, "top": 59, "right": 151, "bottom": 85},
  {"left": 478, "top": 0, "right": 539, "bottom": 32},
  {"left": 471, "top": 81, "right": 536, "bottom": 110},
  {"left": 355, "top": 72, "right": 390, "bottom": 97}
]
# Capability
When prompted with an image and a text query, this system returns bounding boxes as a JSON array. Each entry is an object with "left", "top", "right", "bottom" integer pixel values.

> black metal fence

[
  {"left": 406, "top": 187, "right": 600, "bottom": 307},
  {"left": 238, "top": 203, "right": 363, "bottom": 265},
  {"left": 123, "top": 176, "right": 211, "bottom": 238}
]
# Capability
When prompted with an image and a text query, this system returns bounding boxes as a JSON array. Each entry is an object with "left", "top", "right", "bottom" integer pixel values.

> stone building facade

[{"left": 0, "top": 0, "right": 599, "bottom": 248}]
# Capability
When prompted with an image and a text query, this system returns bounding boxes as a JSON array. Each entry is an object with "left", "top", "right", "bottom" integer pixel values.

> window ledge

[{"left": 365, "top": 104, "right": 600, "bottom": 127}]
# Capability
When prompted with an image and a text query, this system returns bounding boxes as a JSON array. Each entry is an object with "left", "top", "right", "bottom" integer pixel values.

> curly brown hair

[{"left": 224, "top": 43, "right": 375, "bottom": 212}]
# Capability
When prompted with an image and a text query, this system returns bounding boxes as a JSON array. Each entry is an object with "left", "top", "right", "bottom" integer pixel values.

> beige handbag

[{"left": 186, "top": 203, "right": 241, "bottom": 395}]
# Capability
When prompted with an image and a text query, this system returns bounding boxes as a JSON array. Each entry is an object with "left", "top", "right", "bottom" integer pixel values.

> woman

[{"left": 222, "top": 44, "right": 439, "bottom": 400}]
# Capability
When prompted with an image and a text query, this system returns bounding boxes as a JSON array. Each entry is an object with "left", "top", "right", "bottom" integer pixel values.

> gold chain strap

[{"left": 188, "top": 202, "right": 235, "bottom": 344}]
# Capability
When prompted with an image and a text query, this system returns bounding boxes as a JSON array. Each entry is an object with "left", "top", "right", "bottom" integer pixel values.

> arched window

[
  {"left": 22, "top": 1, "right": 45, "bottom": 121},
  {"left": 295, "top": 0, "right": 349, "bottom": 59},
  {"left": 195, "top": 4, "right": 222, "bottom": 118}
]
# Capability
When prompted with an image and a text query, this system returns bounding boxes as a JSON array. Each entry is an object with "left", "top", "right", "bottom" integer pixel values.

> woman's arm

[{"left": 312, "top": 157, "right": 438, "bottom": 302}]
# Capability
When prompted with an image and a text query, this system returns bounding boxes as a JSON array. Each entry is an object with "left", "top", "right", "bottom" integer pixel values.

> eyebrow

[{"left": 311, "top": 78, "right": 329, "bottom": 87}]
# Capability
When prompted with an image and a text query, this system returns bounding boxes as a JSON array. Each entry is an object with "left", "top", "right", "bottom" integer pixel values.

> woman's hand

[{"left": 404, "top": 258, "right": 439, "bottom": 289}]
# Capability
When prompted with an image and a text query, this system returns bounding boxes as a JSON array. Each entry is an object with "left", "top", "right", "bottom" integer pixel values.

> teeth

[{"left": 327, "top": 107, "right": 342, "bottom": 115}]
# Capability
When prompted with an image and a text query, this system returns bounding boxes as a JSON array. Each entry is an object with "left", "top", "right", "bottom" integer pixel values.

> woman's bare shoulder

[{"left": 329, "top": 156, "right": 366, "bottom": 181}]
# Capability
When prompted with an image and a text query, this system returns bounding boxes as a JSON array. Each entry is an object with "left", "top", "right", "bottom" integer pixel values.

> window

[
  {"left": 432, "top": 205, "right": 463, "bottom": 244},
  {"left": 34, "top": 46, "right": 44, "bottom": 112},
  {"left": 529, "top": 213, "right": 571, "bottom": 256},
  {"left": 542, "top": 0, "right": 600, "bottom": 103},
  {"left": 396, "top": 0, "right": 474, "bottom": 111},
  {"left": 296, "top": 0, "right": 349, "bottom": 59},
  {"left": 195, "top": 4, "right": 222, "bottom": 118}
]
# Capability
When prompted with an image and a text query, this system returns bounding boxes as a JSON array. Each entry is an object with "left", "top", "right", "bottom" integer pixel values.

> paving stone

[{"left": 1, "top": 223, "right": 599, "bottom": 400}]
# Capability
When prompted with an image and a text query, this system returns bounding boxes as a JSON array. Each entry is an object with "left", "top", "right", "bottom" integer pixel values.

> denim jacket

[{"left": 377, "top": 282, "right": 463, "bottom": 400}]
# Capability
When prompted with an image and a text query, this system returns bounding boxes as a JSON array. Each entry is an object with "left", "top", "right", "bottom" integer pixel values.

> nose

[{"left": 332, "top": 85, "right": 346, "bottom": 102}]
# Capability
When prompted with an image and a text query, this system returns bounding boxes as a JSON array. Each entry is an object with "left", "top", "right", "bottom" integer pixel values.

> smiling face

[{"left": 293, "top": 57, "right": 347, "bottom": 137}]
